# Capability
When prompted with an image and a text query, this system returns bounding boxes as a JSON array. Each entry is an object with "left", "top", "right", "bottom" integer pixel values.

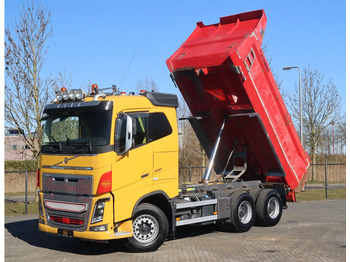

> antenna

[{"left": 119, "top": 50, "right": 137, "bottom": 89}]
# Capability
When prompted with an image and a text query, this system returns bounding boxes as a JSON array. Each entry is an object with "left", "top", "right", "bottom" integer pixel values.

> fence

[
  {"left": 4, "top": 161, "right": 346, "bottom": 214},
  {"left": 179, "top": 162, "right": 346, "bottom": 185},
  {"left": 180, "top": 162, "right": 346, "bottom": 200},
  {"left": 5, "top": 170, "right": 37, "bottom": 214}
]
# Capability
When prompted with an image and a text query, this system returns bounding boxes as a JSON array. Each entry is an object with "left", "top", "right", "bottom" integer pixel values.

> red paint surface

[{"left": 167, "top": 10, "right": 310, "bottom": 192}]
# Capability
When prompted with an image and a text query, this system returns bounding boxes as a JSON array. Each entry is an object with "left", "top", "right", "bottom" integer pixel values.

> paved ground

[
  {"left": 305, "top": 183, "right": 346, "bottom": 189},
  {"left": 5, "top": 200, "right": 346, "bottom": 261}
]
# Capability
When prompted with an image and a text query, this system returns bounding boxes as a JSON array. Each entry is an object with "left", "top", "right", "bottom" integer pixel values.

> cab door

[{"left": 112, "top": 112, "right": 153, "bottom": 222}]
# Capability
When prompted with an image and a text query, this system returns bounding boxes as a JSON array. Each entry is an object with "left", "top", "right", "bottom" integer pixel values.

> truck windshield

[{"left": 42, "top": 109, "right": 112, "bottom": 153}]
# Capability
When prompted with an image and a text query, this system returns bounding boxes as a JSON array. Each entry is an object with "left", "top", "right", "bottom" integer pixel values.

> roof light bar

[{"left": 55, "top": 88, "right": 86, "bottom": 103}]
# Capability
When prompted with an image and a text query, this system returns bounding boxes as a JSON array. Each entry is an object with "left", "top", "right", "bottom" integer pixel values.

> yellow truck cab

[{"left": 38, "top": 86, "right": 179, "bottom": 251}]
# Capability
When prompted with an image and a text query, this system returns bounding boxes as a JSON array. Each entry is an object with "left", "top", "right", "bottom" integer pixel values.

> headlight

[
  {"left": 91, "top": 200, "right": 106, "bottom": 224},
  {"left": 69, "top": 89, "right": 77, "bottom": 101}
]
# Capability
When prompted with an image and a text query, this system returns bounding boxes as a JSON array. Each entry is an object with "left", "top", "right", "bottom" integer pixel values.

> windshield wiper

[
  {"left": 72, "top": 141, "right": 93, "bottom": 154},
  {"left": 43, "top": 142, "right": 62, "bottom": 153}
]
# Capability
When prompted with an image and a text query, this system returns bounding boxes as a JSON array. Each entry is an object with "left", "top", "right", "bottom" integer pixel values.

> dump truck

[{"left": 38, "top": 9, "right": 310, "bottom": 252}]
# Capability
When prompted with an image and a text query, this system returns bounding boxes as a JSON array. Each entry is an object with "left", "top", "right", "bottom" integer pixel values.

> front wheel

[{"left": 125, "top": 203, "right": 169, "bottom": 252}]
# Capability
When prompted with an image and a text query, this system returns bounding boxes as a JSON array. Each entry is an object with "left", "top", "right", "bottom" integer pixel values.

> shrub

[{"left": 5, "top": 160, "right": 39, "bottom": 171}]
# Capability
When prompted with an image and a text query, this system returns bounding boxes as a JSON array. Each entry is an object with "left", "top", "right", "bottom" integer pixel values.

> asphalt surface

[
  {"left": 304, "top": 183, "right": 346, "bottom": 189},
  {"left": 5, "top": 200, "right": 345, "bottom": 261}
]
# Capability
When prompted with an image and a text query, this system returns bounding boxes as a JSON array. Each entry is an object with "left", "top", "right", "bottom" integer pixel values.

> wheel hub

[
  {"left": 267, "top": 197, "right": 280, "bottom": 219},
  {"left": 140, "top": 223, "right": 151, "bottom": 234},
  {"left": 132, "top": 214, "right": 159, "bottom": 244},
  {"left": 238, "top": 200, "right": 252, "bottom": 224}
]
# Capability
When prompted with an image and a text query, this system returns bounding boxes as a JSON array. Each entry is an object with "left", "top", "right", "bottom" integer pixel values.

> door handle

[{"left": 141, "top": 173, "right": 148, "bottom": 178}]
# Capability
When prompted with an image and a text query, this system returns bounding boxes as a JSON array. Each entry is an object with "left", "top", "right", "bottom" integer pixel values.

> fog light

[{"left": 89, "top": 224, "right": 107, "bottom": 232}]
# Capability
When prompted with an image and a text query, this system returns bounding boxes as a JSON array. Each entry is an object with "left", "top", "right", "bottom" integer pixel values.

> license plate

[{"left": 58, "top": 229, "right": 73, "bottom": 237}]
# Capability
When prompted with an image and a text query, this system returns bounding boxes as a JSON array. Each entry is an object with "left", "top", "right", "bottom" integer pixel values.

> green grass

[
  {"left": 5, "top": 192, "right": 37, "bottom": 197},
  {"left": 5, "top": 202, "right": 38, "bottom": 216},
  {"left": 296, "top": 188, "right": 346, "bottom": 201}
]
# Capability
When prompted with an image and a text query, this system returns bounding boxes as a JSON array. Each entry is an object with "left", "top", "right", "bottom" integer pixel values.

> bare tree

[
  {"left": 53, "top": 69, "right": 72, "bottom": 91},
  {"left": 318, "top": 127, "right": 333, "bottom": 155},
  {"left": 335, "top": 117, "right": 346, "bottom": 154},
  {"left": 262, "top": 44, "right": 283, "bottom": 89},
  {"left": 136, "top": 77, "right": 158, "bottom": 92},
  {"left": 5, "top": 0, "right": 52, "bottom": 160},
  {"left": 286, "top": 66, "right": 341, "bottom": 180},
  {"left": 177, "top": 98, "right": 207, "bottom": 182}
]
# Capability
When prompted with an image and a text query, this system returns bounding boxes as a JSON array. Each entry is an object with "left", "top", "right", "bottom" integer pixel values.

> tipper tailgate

[{"left": 166, "top": 10, "right": 310, "bottom": 191}]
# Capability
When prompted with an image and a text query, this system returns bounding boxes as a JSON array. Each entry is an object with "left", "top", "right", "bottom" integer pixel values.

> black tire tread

[
  {"left": 230, "top": 192, "right": 256, "bottom": 233},
  {"left": 256, "top": 189, "right": 283, "bottom": 227}
]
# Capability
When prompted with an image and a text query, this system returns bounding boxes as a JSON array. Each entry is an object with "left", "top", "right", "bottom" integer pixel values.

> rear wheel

[
  {"left": 230, "top": 192, "right": 256, "bottom": 232},
  {"left": 125, "top": 203, "right": 168, "bottom": 252},
  {"left": 256, "top": 189, "right": 283, "bottom": 227}
]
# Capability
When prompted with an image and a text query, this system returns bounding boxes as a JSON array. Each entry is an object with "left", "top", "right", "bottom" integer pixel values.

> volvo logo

[{"left": 63, "top": 158, "right": 68, "bottom": 165}]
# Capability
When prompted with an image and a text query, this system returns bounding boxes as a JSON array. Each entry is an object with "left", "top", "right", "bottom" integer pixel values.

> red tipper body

[{"left": 166, "top": 10, "right": 310, "bottom": 194}]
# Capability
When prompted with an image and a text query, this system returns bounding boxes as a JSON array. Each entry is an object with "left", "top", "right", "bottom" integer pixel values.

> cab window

[{"left": 115, "top": 112, "right": 172, "bottom": 154}]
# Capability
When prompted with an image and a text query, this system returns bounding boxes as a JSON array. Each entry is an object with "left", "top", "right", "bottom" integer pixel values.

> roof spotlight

[
  {"left": 76, "top": 89, "right": 86, "bottom": 100},
  {"left": 69, "top": 89, "right": 77, "bottom": 101},
  {"left": 55, "top": 91, "right": 63, "bottom": 102},
  {"left": 62, "top": 90, "right": 69, "bottom": 101}
]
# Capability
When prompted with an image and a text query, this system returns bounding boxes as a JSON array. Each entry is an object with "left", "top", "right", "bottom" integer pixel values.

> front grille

[
  {"left": 49, "top": 216, "right": 84, "bottom": 225},
  {"left": 42, "top": 173, "right": 93, "bottom": 195},
  {"left": 42, "top": 174, "right": 93, "bottom": 231}
]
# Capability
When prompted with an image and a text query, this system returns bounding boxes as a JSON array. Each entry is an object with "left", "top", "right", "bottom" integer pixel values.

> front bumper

[
  {"left": 38, "top": 191, "right": 132, "bottom": 241},
  {"left": 38, "top": 221, "right": 132, "bottom": 240}
]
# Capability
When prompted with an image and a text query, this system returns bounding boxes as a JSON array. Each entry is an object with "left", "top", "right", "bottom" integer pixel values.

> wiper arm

[
  {"left": 42, "top": 142, "right": 62, "bottom": 153},
  {"left": 87, "top": 140, "right": 92, "bottom": 153},
  {"left": 58, "top": 142, "right": 62, "bottom": 152},
  {"left": 72, "top": 141, "right": 93, "bottom": 154}
]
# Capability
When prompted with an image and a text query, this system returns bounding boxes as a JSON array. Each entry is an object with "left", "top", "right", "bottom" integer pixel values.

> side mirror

[
  {"left": 125, "top": 114, "right": 133, "bottom": 153},
  {"left": 115, "top": 113, "right": 133, "bottom": 155}
]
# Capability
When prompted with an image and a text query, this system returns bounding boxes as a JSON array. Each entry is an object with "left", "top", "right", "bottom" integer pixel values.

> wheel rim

[
  {"left": 132, "top": 214, "right": 159, "bottom": 244},
  {"left": 238, "top": 200, "right": 252, "bottom": 224},
  {"left": 267, "top": 197, "right": 280, "bottom": 219}
]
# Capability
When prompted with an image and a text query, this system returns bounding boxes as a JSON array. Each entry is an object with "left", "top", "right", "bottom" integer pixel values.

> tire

[
  {"left": 230, "top": 192, "right": 256, "bottom": 232},
  {"left": 256, "top": 189, "right": 283, "bottom": 227},
  {"left": 125, "top": 203, "right": 169, "bottom": 252}
]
